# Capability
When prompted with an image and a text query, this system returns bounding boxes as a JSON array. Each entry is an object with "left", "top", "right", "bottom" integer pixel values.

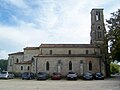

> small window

[
  {"left": 21, "top": 66, "right": 23, "bottom": 70},
  {"left": 98, "top": 32, "right": 102, "bottom": 39},
  {"left": 46, "top": 61, "right": 49, "bottom": 71},
  {"left": 89, "top": 61, "right": 92, "bottom": 71},
  {"left": 31, "top": 57, "right": 34, "bottom": 61},
  {"left": 86, "top": 50, "right": 88, "bottom": 54},
  {"left": 27, "top": 66, "right": 30, "bottom": 70},
  {"left": 80, "top": 60, "right": 83, "bottom": 64},
  {"left": 58, "top": 60, "right": 61, "bottom": 64},
  {"left": 50, "top": 50, "right": 52, "bottom": 55},
  {"left": 97, "top": 26, "right": 101, "bottom": 29},
  {"left": 96, "top": 11, "right": 100, "bottom": 21},
  {"left": 99, "top": 32, "right": 102, "bottom": 38},
  {"left": 68, "top": 50, "right": 71, "bottom": 55},
  {"left": 69, "top": 61, "right": 72, "bottom": 70},
  {"left": 16, "top": 58, "right": 19, "bottom": 63}
]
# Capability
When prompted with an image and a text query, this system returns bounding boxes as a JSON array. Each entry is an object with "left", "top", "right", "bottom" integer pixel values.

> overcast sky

[{"left": 0, "top": 0, "right": 120, "bottom": 59}]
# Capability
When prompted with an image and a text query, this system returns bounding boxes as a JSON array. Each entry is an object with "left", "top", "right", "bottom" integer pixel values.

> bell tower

[
  {"left": 90, "top": 9, "right": 109, "bottom": 77},
  {"left": 90, "top": 9, "right": 106, "bottom": 45}
]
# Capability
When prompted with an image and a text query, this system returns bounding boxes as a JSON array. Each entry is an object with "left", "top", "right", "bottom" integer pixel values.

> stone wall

[
  {"left": 8, "top": 54, "right": 24, "bottom": 72},
  {"left": 40, "top": 47, "right": 98, "bottom": 55},
  {"left": 15, "top": 64, "right": 31, "bottom": 73},
  {"left": 24, "top": 49, "right": 39, "bottom": 61},
  {"left": 35, "top": 56, "right": 100, "bottom": 76}
]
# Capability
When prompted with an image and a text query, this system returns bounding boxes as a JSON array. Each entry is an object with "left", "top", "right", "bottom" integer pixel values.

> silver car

[
  {"left": 67, "top": 72, "right": 77, "bottom": 80},
  {"left": 0, "top": 71, "right": 14, "bottom": 79}
]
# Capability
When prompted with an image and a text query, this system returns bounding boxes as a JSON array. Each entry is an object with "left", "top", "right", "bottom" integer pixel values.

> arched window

[
  {"left": 31, "top": 57, "right": 34, "bottom": 61},
  {"left": 69, "top": 61, "right": 72, "bottom": 70},
  {"left": 46, "top": 61, "right": 49, "bottom": 71},
  {"left": 96, "top": 11, "right": 100, "bottom": 21},
  {"left": 68, "top": 50, "right": 71, "bottom": 55},
  {"left": 27, "top": 66, "right": 30, "bottom": 70},
  {"left": 50, "top": 50, "right": 52, "bottom": 55},
  {"left": 16, "top": 58, "right": 19, "bottom": 63},
  {"left": 80, "top": 60, "right": 83, "bottom": 64},
  {"left": 21, "top": 66, "right": 23, "bottom": 70},
  {"left": 89, "top": 61, "right": 92, "bottom": 71},
  {"left": 31, "top": 57, "right": 35, "bottom": 65},
  {"left": 86, "top": 50, "right": 88, "bottom": 54}
]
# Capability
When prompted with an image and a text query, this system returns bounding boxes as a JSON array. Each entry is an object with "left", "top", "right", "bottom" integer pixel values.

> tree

[
  {"left": 110, "top": 62, "right": 119, "bottom": 74},
  {"left": 106, "top": 9, "right": 120, "bottom": 62},
  {"left": 0, "top": 59, "right": 8, "bottom": 71}
]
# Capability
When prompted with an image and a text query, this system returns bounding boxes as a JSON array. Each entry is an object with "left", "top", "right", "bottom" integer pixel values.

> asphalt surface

[{"left": 0, "top": 75, "right": 120, "bottom": 90}]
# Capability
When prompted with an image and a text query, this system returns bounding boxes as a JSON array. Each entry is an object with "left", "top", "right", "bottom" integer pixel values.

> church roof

[
  {"left": 40, "top": 44, "right": 96, "bottom": 48},
  {"left": 8, "top": 52, "right": 24, "bottom": 55},
  {"left": 24, "top": 47, "right": 39, "bottom": 50}
]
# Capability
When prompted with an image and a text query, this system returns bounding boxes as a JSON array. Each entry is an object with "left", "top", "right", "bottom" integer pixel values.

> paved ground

[{"left": 0, "top": 76, "right": 120, "bottom": 90}]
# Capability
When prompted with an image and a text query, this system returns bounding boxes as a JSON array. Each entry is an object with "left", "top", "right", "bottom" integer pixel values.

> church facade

[{"left": 7, "top": 9, "right": 107, "bottom": 76}]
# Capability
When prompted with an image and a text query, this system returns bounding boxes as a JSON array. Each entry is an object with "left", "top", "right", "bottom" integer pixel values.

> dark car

[
  {"left": 94, "top": 72, "right": 104, "bottom": 80},
  {"left": 21, "top": 72, "right": 35, "bottom": 80},
  {"left": 37, "top": 72, "right": 48, "bottom": 80},
  {"left": 67, "top": 72, "right": 77, "bottom": 80},
  {"left": 82, "top": 72, "right": 94, "bottom": 80},
  {"left": 51, "top": 72, "right": 62, "bottom": 80}
]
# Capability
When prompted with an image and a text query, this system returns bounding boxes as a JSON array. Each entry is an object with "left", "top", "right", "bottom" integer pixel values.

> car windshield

[
  {"left": 23, "top": 72, "right": 29, "bottom": 75},
  {"left": 1, "top": 72, "right": 7, "bottom": 74},
  {"left": 85, "top": 72, "right": 92, "bottom": 75},
  {"left": 38, "top": 72, "right": 45, "bottom": 75},
  {"left": 96, "top": 73, "right": 103, "bottom": 75},
  {"left": 53, "top": 73, "right": 60, "bottom": 75},
  {"left": 8, "top": 72, "right": 13, "bottom": 74},
  {"left": 69, "top": 72, "right": 75, "bottom": 74}
]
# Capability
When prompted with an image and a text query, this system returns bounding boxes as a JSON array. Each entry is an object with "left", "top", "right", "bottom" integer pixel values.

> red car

[{"left": 51, "top": 72, "right": 62, "bottom": 80}]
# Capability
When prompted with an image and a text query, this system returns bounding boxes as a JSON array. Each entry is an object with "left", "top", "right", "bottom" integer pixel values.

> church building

[{"left": 7, "top": 9, "right": 107, "bottom": 76}]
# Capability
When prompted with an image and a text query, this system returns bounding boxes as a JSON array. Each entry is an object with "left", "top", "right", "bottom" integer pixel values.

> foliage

[
  {"left": 106, "top": 9, "right": 120, "bottom": 62},
  {"left": 0, "top": 59, "right": 8, "bottom": 71},
  {"left": 110, "top": 63, "right": 119, "bottom": 74}
]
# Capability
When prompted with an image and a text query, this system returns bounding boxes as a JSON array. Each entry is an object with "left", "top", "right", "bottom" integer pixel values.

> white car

[
  {"left": 67, "top": 72, "right": 77, "bottom": 80},
  {"left": 0, "top": 71, "right": 14, "bottom": 79}
]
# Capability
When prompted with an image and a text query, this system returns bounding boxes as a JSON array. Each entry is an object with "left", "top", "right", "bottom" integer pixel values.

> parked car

[
  {"left": 94, "top": 72, "right": 104, "bottom": 80},
  {"left": 67, "top": 72, "right": 77, "bottom": 80},
  {"left": 37, "top": 72, "right": 48, "bottom": 80},
  {"left": 51, "top": 72, "right": 62, "bottom": 80},
  {"left": 21, "top": 72, "right": 35, "bottom": 80},
  {"left": 82, "top": 72, "right": 94, "bottom": 80},
  {"left": 0, "top": 71, "right": 14, "bottom": 79}
]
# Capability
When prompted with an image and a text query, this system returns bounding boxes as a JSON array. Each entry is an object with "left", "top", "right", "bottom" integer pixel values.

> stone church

[{"left": 8, "top": 9, "right": 107, "bottom": 76}]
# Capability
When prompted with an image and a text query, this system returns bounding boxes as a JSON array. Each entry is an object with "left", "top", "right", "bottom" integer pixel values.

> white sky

[{"left": 0, "top": 0, "right": 120, "bottom": 59}]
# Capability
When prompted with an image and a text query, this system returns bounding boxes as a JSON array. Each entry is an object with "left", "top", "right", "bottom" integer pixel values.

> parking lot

[{"left": 0, "top": 76, "right": 120, "bottom": 90}]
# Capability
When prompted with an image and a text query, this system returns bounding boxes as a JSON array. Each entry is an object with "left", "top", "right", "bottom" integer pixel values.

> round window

[{"left": 97, "top": 26, "right": 101, "bottom": 29}]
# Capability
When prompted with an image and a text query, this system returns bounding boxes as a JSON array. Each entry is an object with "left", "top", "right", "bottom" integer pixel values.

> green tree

[
  {"left": 106, "top": 9, "right": 120, "bottom": 62},
  {"left": 110, "top": 63, "right": 119, "bottom": 74},
  {"left": 0, "top": 59, "right": 8, "bottom": 71}
]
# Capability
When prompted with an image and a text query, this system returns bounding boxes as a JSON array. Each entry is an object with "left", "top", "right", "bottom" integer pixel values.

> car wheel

[
  {"left": 29, "top": 77, "right": 32, "bottom": 80},
  {"left": 75, "top": 78, "right": 77, "bottom": 80}
]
